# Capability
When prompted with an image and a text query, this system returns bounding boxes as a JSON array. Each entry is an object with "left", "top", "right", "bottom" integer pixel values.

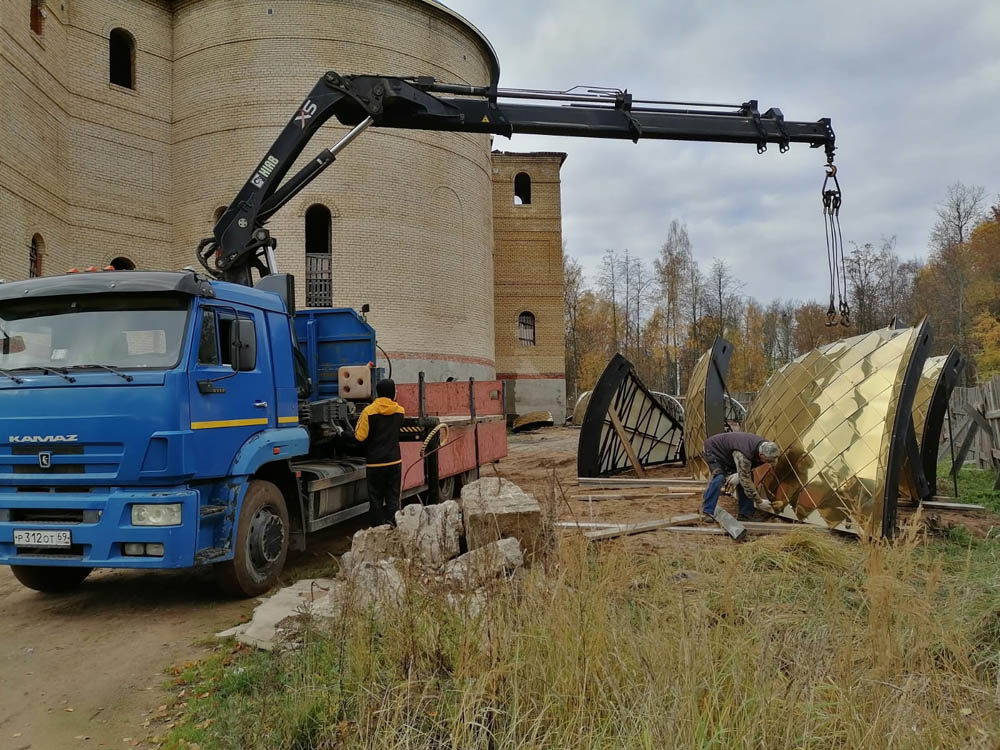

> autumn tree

[{"left": 563, "top": 251, "right": 585, "bottom": 401}]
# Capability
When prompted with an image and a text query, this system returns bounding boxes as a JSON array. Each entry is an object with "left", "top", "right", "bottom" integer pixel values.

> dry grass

[{"left": 161, "top": 517, "right": 1000, "bottom": 750}]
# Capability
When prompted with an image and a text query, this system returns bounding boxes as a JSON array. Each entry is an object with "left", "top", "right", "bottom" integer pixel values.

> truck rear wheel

[
  {"left": 215, "top": 479, "right": 289, "bottom": 598},
  {"left": 10, "top": 565, "right": 92, "bottom": 593}
]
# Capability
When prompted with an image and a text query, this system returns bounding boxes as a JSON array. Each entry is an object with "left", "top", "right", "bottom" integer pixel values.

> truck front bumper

[{"left": 0, "top": 488, "right": 204, "bottom": 568}]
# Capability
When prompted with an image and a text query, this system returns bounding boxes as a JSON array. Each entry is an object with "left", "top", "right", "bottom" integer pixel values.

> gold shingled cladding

[
  {"left": 684, "top": 347, "right": 713, "bottom": 480},
  {"left": 746, "top": 326, "right": 923, "bottom": 534}
]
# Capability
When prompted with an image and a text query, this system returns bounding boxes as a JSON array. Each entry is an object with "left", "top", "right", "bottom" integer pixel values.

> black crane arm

[{"left": 201, "top": 70, "right": 836, "bottom": 285}]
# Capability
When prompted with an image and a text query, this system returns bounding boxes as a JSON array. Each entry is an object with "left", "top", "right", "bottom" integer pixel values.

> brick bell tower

[{"left": 490, "top": 151, "right": 568, "bottom": 421}]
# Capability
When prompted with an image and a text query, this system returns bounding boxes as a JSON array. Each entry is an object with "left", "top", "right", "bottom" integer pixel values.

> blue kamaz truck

[{"left": 0, "top": 70, "right": 835, "bottom": 595}]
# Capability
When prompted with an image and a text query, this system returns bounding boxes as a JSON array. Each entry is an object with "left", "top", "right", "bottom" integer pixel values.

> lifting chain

[{"left": 822, "top": 163, "right": 849, "bottom": 327}]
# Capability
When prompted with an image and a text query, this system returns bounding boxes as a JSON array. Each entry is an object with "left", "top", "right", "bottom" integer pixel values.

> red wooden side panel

[
  {"left": 422, "top": 382, "right": 471, "bottom": 416},
  {"left": 439, "top": 425, "right": 477, "bottom": 478},
  {"left": 474, "top": 381, "right": 504, "bottom": 416},
  {"left": 400, "top": 442, "right": 424, "bottom": 491},
  {"left": 394, "top": 384, "right": 419, "bottom": 415},
  {"left": 389, "top": 380, "right": 504, "bottom": 417},
  {"left": 476, "top": 421, "right": 507, "bottom": 463}
]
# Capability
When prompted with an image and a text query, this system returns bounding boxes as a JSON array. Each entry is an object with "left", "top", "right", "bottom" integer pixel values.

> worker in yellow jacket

[{"left": 354, "top": 379, "right": 405, "bottom": 526}]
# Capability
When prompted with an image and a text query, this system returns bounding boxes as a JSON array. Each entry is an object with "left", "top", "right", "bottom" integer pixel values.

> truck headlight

[{"left": 131, "top": 503, "right": 182, "bottom": 526}]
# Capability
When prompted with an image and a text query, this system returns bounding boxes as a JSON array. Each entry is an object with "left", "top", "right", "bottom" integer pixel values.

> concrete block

[
  {"left": 444, "top": 537, "right": 523, "bottom": 587},
  {"left": 347, "top": 559, "right": 406, "bottom": 611},
  {"left": 460, "top": 478, "right": 542, "bottom": 560},
  {"left": 339, "top": 524, "right": 401, "bottom": 576},
  {"left": 394, "top": 500, "right": 462, "bottom": 569}
]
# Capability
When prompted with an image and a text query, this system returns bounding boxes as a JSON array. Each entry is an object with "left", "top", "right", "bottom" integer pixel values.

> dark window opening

[
  {"left": 197, "top": 309, "right": 219, "bottom": 365},
  {"left": 109, "top": 28, "right": 135, "bottom": 89},
  {"left": 305, "top": 204, "right": 331, "bottom": 254},
  {"left": 305, "top": 204, "right": 332, "bottom": 307},
  {"left": 30, "top": 0, "right": 44, "bottom": 35},
  {"left": 29, "top": 234, "right": 44, "bottom": 278},
  {"left": 514, "top": 172, "right": 532, "bottom": 205},
  {"left": 109, "top": 256, "right": 135, "bottom": 271},
  {"left": 517, "top": 311, "right": 536, "bottom": 346}
]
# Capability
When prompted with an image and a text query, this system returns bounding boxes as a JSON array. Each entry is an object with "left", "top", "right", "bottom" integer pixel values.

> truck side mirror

[{"left": 229, "top": 319, "right": 257, "bottom": 372}]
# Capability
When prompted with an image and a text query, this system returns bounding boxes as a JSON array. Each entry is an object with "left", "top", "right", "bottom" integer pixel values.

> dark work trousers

[
  {"left": 366, "top": 463, "right": 402, "bottom": 526},
  {"left": 702, "top": 469, "right": 756, "bottom": 517}
]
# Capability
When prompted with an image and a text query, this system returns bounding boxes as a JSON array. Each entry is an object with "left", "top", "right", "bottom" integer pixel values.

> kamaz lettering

[{"left": 8, "top": 435, "right": 79, "bottom": 443}]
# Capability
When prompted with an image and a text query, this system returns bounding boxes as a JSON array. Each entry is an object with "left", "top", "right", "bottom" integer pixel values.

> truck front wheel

[
  {"left": 10, "top": 565, "right": 92, "bottom": 593},
  {"left": 215, "top": 479, "right": 289, "bottom": 597}
]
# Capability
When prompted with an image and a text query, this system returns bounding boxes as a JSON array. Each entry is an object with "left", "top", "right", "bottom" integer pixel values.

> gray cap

[{"left": 758, "top": 441, "right": 780, "bottom": 461}]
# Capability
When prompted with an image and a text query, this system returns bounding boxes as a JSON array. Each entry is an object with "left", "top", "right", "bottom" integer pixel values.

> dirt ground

[
  {"left": 0, "top": 520, "right": 365, "bottom": 750},
  {"left": 2, "top": 426, "right": 995, "bottom": 749}
]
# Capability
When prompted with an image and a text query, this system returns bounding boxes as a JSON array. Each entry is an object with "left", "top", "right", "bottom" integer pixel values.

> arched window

[
  {"left": 109, "top": 256, "right": 135, "bottom": 271},
  {"left": 305, "top": 204, "right": 332, "bottom": 307},
  {"left": 109, "top": 28, "right": 136, "bottom": 89},
  {"left": 517, "top": 311, "right": 536, "bottom": 346},
  {"left": 514, "top": 172, "right": 532, "bottom": 205},
  {"left": 29, "top": 234, "right": 44, "bottom": 278},
  {"left": 30, "top": 0, "right": 44, "bottom": 35}
]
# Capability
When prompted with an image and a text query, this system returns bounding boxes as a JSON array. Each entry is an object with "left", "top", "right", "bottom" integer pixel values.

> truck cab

[
  {"left": 0, "top": 269, "right": 507, "bottom": 596},
  {"left": 0, "top": 270, "right": 310, "bottom": 595}
]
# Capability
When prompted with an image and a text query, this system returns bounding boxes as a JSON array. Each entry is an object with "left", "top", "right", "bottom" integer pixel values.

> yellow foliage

[{"left": 971, "top": 312, "right": 1000, "bottom": 379}]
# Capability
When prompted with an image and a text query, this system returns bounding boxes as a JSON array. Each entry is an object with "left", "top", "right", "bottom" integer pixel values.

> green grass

[
  {"left": 158, "top": 527, "right": 1000, "bottom": 750},
  {"left": 937, "top": 461, "right": 1000, "bottom": 512}
]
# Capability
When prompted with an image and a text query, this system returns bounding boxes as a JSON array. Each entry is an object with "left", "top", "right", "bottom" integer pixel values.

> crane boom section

[{"left": 205, "top": 70, "right": 835, "bottom": 284}]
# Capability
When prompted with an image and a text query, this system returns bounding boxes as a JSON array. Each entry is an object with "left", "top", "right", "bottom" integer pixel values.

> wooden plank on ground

[
  {"left": 571, "top": 488, "right": 700, "bottom": 500},
  {"left": 712, "top": 507, "right": 746, "bottom": 540},
  {"left": 578, "top": 477, "right": 705, "bottom": 487},
  {"left": 740, "top": 521, "right": 825, "bottom": 534},
  {"left": 607, "top": 408, "right": 647, "bottom": 478},
  {"left": 583, "top": 513, "right": 701, "bottom": 541},
  {"left": 554, "top": 521, "right": 622, "bottom": 529},
  {"left": 922, "top": 501, "right": 986, "bottom": 511},
  {"left": 661, "top": 526, "right": 727, "bottom": 536}
]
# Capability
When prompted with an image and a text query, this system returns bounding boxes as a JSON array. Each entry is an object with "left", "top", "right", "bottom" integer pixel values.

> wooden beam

[
  {"left": 921, "top": 501, "right": 986, "bottom": 511},
  {"left": 554, "top": 521, "right": 622, "bottom": 529},
  {"left": 607, "top": 409, "right": 646, "bottom": 478},
  {"left": 583, "top": 513, "right": 702, "bottom": 541},
  {"left": 712, "top": 507, "right": 746, "bottom": 540},
  {"left": 739, "top": 521, "right": 826, "bottom": 534},
  {"left": 578, "top": 477, "right": 705, "bottom": 487},
  {"left": 661, "top": 526, "right": 727, "bottom": 536}
]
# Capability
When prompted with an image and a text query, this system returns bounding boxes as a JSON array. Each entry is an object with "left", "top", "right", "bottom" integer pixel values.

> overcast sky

[{"left": 442, "top": 0, "right": 999, "bottom": 305}]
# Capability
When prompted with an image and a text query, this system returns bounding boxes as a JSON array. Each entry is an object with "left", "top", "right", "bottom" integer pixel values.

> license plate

[{"left": 13, "top": 529, "right": 72, "bottom": 548}]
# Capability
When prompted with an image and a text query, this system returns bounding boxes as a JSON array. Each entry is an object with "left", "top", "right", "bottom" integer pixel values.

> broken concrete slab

[
  {"left": 345, "top": 558, "right": 406, "bottom": 611},
  {"left": 394, "top": 500, "right": 462, "bottom": 568},
  {"left": 460, "top": 478, "right": 542, "bottom": 560},
  {"left": 217, "top": 578, "right": 337, "bottom": 650},
  {"left": 339, "top": 524, "right": 402, "bottom": 576},
  {"left": 444, "top": 537, "right": 523, "bottom": 587}
]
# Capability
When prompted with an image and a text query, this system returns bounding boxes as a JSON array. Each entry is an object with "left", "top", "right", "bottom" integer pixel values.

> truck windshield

[{"left": 0, "top": 293, "right": 190, "bottom": 371}]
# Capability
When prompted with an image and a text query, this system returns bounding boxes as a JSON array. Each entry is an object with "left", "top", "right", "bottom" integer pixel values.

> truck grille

[
  {"left": 10, "top": 508, "right": 92, "bottom": 524},
  {"left": 0, "top": 443, "right": 123, "bottom": 477}
]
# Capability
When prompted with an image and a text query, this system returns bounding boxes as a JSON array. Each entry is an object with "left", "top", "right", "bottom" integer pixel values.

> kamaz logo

[{"left": 9, "top": 435, "right": 79, "bottom": 443}]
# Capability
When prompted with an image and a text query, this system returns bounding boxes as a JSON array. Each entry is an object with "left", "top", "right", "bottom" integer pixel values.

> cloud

[{"left": 442, "top": 0, "right": 999, "bottom": 302}]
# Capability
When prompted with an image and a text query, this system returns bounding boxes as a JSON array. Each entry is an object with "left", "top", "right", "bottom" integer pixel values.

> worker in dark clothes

[
  {"left": 355, "top": 379, "right": 405, "bottom": 526},
  {"left": 701, "top": 431, "right": 780, "bottom": 521}
]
